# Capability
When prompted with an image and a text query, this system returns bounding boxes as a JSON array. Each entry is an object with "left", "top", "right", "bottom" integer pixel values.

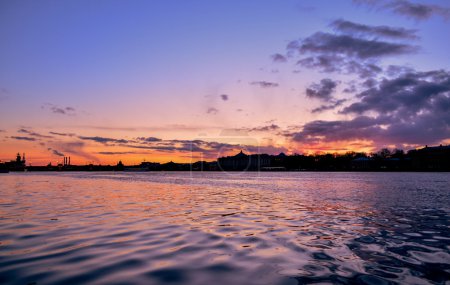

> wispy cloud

[
  {"left": 136, "top": 136, "right": 162, "bottom": 142},
  {"left": 206, "top": 107, "right": 219, "bottom": 114},
  {"left": 312, "top": 99, "right": 347, "bottom": 113},
  {"left": 47, "top": 148, "right": 65, "bottom": 157},
  {"left": 18, "top": 128, "right": 53, "bottom": 139},
  {"left": 51, "top": 141, "right": 100, "bottom": 163},
  {"left": 354, "top": 0, "right": 450, "bottom": 21},
  {"left": 97, "top": 151, "right": 139, "bottom": 155},
  {"left": 49, "top": 131, "right": 75, "bottom": 137},
  {"left": 10, "top": 136, "right": 36, "bottom": 141},
  {"left": 78, "top": 136, "right": 129, "bottom": 144},
  {"left": 235, "top": 124, "right": 281, "bottom": 133},
  {"left": 271, "top": 53, "right": 287, "bottom": 63},
  {"left": 250, "top": 81, "right": 279, "bottom": 88},
  {"left": 330, "top": 19, "right": 418, "bottom": 39},
  {"left": 42, "top": 103, "right": 77, "bottom": 116},
  {"left": 292, "top": 32, "right": 417, "bottom": 59}
]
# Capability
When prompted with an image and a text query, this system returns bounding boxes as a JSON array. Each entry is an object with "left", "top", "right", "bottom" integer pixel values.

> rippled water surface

[{"left": 1, "top": 172, "right": 449, "bottom": 284}]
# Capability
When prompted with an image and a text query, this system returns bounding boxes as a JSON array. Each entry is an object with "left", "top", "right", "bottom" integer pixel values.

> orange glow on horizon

[{"left": 0, "top": 138, "right": 391, "bottom": 166}]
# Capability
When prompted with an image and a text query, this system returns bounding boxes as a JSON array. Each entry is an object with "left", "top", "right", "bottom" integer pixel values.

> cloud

[
  {"left": 311, "top": 99, "right": 347, "bottom": 113},
  {"left": 97, "top": 151, "right": 138, "bottom": 155},
  {"left": 49, "top": 149, "right": 65, "bottom": 157},
  {"left": 0, "top": 129, "right": 5, "bottom": 132},
  {"left": 293, "top": 32, "right": 417, "bottom": 59},
  {"left": 18, "top": 128, "right": 53, "bottom": 139},
  {"left": 49, "top": 131, "right": 75, "bottom": 137},
  {"left": 250, "top": 124, "right": 280, "bottom": 132},
  {"left": 271, "top": 53, "right": 287, "bottom": 63},
  {"left": 330, "top": 19, "right": 418, "bottom": 39},
  {"left": 10, "top": 136, "right": 36, "bottom": 141},
  {"left": 112, "top": 137, "right": 287, "bottom": 160},
  {"left": 292, "top": 116, "right": 387, "bottom": 144},
  {"left": 291, "top": 69, "right": 450, "bottom": 147},
  {"left": 52, "top": 141, "right": 100, "bottom": 163},
  {"left": 232, "top": 124, "right": 281, "bottom": 133},
  {"left": 306, "top": 79, "right": 339, "bottom": 101},
  {"left": 250, "top": 81, "right": 279, "bottom": 88},
  {"left": 297, "top": 55, "right": 344, "bottom": 73},
  {"left": 341, "top": 69, "right": 450, "bottom": 115},
  {"left": 220, "top": 94, "right": 229, "bottom": 101},
  {"left": 354, "top": 0, "right": 450, "bottom": 21},
  {"left": 286, "top": 19, "right": 417, "bottom": 79},
  {"left": 296, "top": 54, "right": 384, "bottom": 79},
  {"left": 136, "top": 136, "right": 162, "bottom": 142},
  {"left": 42, "top": 103, "right": 77, "bottom": 115},
  {"left": 388, "top": 0, "right": 450, "bottom": 20},
  {"left": 0, "top": 88, "right": 9, "bottom": 101},
  {"left": 78, "top": 136, "right": 129, "bottom": 144},
  {"left": 206, "top": 107, "right": 219, "bottom": 114}
]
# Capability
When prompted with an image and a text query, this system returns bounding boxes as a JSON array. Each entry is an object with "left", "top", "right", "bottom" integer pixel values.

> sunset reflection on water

[{"left": 1, "top": 172, "right": 449, "bottom": 284}]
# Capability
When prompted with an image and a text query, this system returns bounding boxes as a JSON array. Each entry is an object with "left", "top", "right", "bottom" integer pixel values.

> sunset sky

[{"left": 1, "top": 0, "right": 450, "bottom": 165}]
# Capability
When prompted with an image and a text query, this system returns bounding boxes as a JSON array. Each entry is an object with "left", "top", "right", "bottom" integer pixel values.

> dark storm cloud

[
  {"left": 78, "top": 136, "right": 129, "bottom": 144},
  {"left": 306, "top": 79, "right": 339, "bottom": 101},
  {"left": 330, "top": 19, "right": 418, "bottom": 39},
  {"left": 250, "top": 81, "right": 279, "bottom": 88},
  {"left": 292, "top": 32, "right": 417, "bottom": 59},
  {"left": 220, "top": 94, "right": 229, "bottom": 101},
  {"left": 354, "top": 0, "right": 450, "bottom": 21},
  {"left": 291, "top": 69, "right": 450, "bottom": 146},
  {"left": 271, "top": 53, "right": 287, "bottom": 63},
  {"left": 10, "top": 136, "right": 36, "bottom": 141}
]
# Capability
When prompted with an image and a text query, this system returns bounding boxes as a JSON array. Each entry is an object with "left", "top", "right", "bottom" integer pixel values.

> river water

[{"left": 0, "top": 172, "right": 449, "bottom": 284}]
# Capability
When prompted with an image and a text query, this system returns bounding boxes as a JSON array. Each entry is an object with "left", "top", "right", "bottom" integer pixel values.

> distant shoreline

[{"left": 2, "top": 169, "right": 449, "bottom": 173}]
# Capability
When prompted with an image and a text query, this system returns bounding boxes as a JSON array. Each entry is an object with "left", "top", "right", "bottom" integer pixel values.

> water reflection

[{"left": 0, "top": 172, "right": 449, "bottom": 284}]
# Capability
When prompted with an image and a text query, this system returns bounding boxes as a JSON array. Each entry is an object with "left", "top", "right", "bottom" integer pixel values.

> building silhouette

[
  {"left": 0, "top": 153, "right": 26, "bottom": 171},
  {"left": 218, "top": 150, "right": 271, "bottom": 171},
  {"left": 1, "top": 144, "right": 450, "bottom": 172}
]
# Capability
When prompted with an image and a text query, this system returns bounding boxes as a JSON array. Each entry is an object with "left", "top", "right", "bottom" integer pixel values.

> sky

[{"left": 1, "top": 0, "right": 450, "bottom": 165}]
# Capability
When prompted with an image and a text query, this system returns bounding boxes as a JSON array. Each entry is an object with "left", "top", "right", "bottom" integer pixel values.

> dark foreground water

[{"left": 0, "top": 172, "right": 449, "bottom": 285}]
